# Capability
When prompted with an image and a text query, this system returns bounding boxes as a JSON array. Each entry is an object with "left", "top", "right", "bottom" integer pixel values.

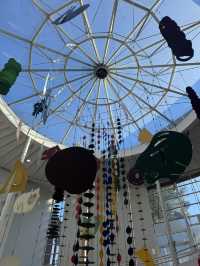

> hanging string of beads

[
  {"left": 44, "top": 187, "right": 64, "bottom": 265},
  {"left": 59, "top": 194, "right": 71, "bottom": 263},
  {"left": 117, "top": 117, "right": 136, "bottom": 266}
]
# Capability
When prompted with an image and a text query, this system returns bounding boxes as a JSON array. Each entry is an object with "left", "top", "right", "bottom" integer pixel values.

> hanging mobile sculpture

[
  {"left": 186, "top": 86, "right": 200, "bottom": 120},
  {"left": 45, "top": 146, "right": 98, "bottom": 194},
  {"left": 159, "top": 16, "right": 194, "bottom": 61},
  {"left": 0, "top": 58, "right": 21, "bottom": 95},
  {"left": 128, "top": 131, "right": 192, "bottom": 185},
  {"left": 52, "top": 4, "right": 90, "bottom": 25}
]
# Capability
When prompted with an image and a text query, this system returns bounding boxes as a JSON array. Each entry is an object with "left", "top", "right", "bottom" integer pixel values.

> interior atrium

[{"left": 1, "top": 0, "right": 200, "bottom": 265}]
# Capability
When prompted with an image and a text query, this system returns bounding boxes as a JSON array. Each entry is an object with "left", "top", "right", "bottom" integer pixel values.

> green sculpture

[
  {"left": 0, "top": 58, "right": 22, "bottom": 95},
  {"left": 128, "top": 131, "right": 192, "bottom": 185}
]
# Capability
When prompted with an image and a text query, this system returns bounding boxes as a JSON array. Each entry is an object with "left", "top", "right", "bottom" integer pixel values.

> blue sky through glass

[{"left": 1, "top": 0, "right": 200, "bottom": 148}]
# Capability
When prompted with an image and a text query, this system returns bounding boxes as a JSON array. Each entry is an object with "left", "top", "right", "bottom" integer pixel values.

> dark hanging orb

[
  {"left": 127, "top": 236, "right": 133, "bottom": 244},
  {"left": 123, "top": 191, "right": 128, "bottom": 197},
  {"left": 106, "top": 247, "right": 111, "bottom": 255},
  {"left": 73, "top": 241, "right": 79, "bottom": 252},
  {"left": 117, "top": 118, "right": 120, "bottom": 122},
  {"left": 103, "top": 239, "right": 109, "bottom": 246},
  {"left": 129, "top": 259, "right": 135, "bottom": 266},
  {"left": 84, "top": 192, "right": 94, "bottom": 199},
  {"left": 79, "top": 234, "right": 95, "bottom": 240},
  {"left": 79, "top": 246, "right": 95, "bottom": 251},
  {"left": 71, "top": 254, "right": 78, "bottom": 265},
  {"left": 82, "top": 212, "right": 93, "bottom": 218},
  {"left": 103, "top": 230, "right": 109, "bottom": 237},
  {"left": 128, "top": 247, "right": 134, "bottom": 256},
  {"left": 124, "top": 199, "right": 129, "bottom": 205},
  {"left": 106, "top": 210, "right": 112, "bottom": 216},
  {"left": 109, "top": 233, "right": 115, "bottom": 242},
  {"left": 127, "top": 168, "right": 144, "bottom": 186},
  {"left": 52, "top": 187, "right": 64, "bottom": 202},
  {"left": 45, "top": 147, "right": 97, "bottom": 194},
  {"left": 89, "top": 144, "right": 95, "bottom": 149},
  {"left": 126, "top": 226, "right": 132, "bottom": 234},
  {"left": 80, "top": 222, "right": 95, "bottom": 228}
]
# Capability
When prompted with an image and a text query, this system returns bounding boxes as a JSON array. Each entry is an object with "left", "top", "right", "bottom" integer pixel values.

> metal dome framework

[{"left": 1, "top": 0, "right": 200, "bottom": 146}]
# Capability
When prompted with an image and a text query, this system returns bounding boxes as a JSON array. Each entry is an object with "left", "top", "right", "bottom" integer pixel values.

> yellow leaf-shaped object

[
  {"left": 10, "top": 160, "right": 28, "bottom": 192},
  {"left": 135, "top": 248, "right": 155, "bottom": 266},
  {"left": 99, "top": 261, "right": 104, "bottom": 266},
  {"left": 0, "top": 160, "right": 28, "bottom": 193},
  {"left": 99, "top": 249, "right": 104, "bottom": 259},
  {"left": 138, "top": 128, "right": 153, "bottom": 144},
  {"left": 99, "top": 237, "right": 104, "bottom": 245}
]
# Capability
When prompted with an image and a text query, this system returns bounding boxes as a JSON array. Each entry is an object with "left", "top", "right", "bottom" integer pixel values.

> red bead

[{"left": 117, "top": 254, "right": 122, "bottom": 262}]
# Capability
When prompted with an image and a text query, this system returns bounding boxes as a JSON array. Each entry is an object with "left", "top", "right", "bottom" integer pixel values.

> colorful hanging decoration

[
  {"left": 52, "top": 4, "right": 90, "bottom": 25},
  {"left": 13, "top": 188, "right": 40, "bottom": 213},
  {"left": 41, "top": 145, "right": 60, "bottom": 160},
  {"left": 135, "top": 248, "right": 155, "bottom": 266},
  {"left": 45, "top": 146, "right": 98, "bottom": 194},
  {"left": 128, "top": 131, "right": 192, "bottom": 185},
  {"left": 159, "top": 16, "right": 194, "bottom": 61},
  {"left": 0, "top": 160, "right": 28, "bottom": 193},
  {"left": 0, "top": 58, "right": 21, "bottom": 95},
  {"left": 138, "top": 128, "right": 153, "bottom": 144},
  {"left": 186, "top": 86, "right": 200, "bottom": 120}
]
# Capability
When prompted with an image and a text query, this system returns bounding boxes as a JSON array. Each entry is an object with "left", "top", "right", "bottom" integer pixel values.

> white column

[{"left": 156, "top": 180, "right": 179, "bottom": 266}]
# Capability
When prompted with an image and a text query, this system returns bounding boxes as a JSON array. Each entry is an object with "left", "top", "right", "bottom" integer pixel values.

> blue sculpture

[{"left": 52, "top": 4, "right": 90, "bottom": 25}]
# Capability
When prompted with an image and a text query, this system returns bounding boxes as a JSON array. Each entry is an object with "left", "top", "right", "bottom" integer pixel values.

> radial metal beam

[
  {"left": 54, "top": 24, "right": 98, "bottom": 65},
  {"left": 22, "top": 68, "right": 93, "bottom": 72},
  {"left": 8, "top": 73, "right": 93, "bottom": 107},
  {"left": 92, "top": 79, "right": 101, "bottom": 124},
  {"left": 110, "top": 74, "right": 173, "bottom": 125},
  {"left": 79, "top": 0, "right": 101, "bottom": 62},
  {"left": 107, "top": 77, "right": 141, "bottom": 131},
  {"left": 103, "top": 79, "right": 117, "bottom": 137},
  {"left": 110, "top": 71, "right": 186, "bottom": 96},
  {"left": 106, "top": 0, "right": 162, "bottom": 65},
  {"left": 102, "top": 0, "right": 119, "bottom": 63},
  {"left": 61, "top": 78, "right": 98, "bottom": 143},
  {"left": 50, "top": 75, "right": 95, "bottom": 116},
  {"left": 0, "top": 28, "right": 93, "bottom": 68}
]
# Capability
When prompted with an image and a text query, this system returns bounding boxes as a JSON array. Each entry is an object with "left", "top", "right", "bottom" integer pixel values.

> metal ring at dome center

[{"left": 95, "top": 65, "right": 108, "bottom": 79}]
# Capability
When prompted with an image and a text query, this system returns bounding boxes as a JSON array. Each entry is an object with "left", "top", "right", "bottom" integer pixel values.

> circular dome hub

[{"left": 95, "top": 65, "right": 108, "bottom": 79}]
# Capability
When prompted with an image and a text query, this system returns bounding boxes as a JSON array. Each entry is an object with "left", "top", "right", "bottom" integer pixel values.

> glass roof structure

[{"left": 1, "top": 0, "right": 200, "bottom": 148}]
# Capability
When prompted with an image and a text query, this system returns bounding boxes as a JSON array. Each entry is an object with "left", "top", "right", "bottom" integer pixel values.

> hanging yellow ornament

[
  {"left": 99, "top": 249, "right": 104, "bottom": 259},
  {"left": 135, "top": 248, "right": 155, "bottom": 266},
  {"left": 138, "top": 128, "right": 153, "bottom": 144},
  {"left": 99, "top": 236, "right": 104, "bottom": 245},
  {"left": 99, "top": 261, "right": 104, "bottom": 266},
  {"left": 0, "top": 160, "right": 28, "bottom": 193}
]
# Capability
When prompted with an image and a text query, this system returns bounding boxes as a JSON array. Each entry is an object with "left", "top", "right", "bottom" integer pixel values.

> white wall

[{"left": 1, "top": 180, "right": 52, "bottom": 266}]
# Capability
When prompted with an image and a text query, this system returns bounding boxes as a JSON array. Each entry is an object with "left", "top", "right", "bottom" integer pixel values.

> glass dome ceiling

[{"left": 1, "top": 0, "right": 200, "bottom": 148}]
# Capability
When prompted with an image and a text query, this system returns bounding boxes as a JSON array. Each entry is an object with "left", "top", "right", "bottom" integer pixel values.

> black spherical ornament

[
  {"left": 128, "top": 247, "right": 134, "bottom": 256},
  {"left": 45, "top": 147, "right": 97, "bottom": 194},
  {"left": 126, "top": 226, "right": 132, "bottom": 234},
  {"left": 129, "top": 259, "right": 135, "bottom": 266}
]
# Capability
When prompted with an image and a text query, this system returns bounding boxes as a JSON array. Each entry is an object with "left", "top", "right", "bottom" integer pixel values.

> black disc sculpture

[{"left": 45, "top": 147, "right": 98, "bottom": 194}]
